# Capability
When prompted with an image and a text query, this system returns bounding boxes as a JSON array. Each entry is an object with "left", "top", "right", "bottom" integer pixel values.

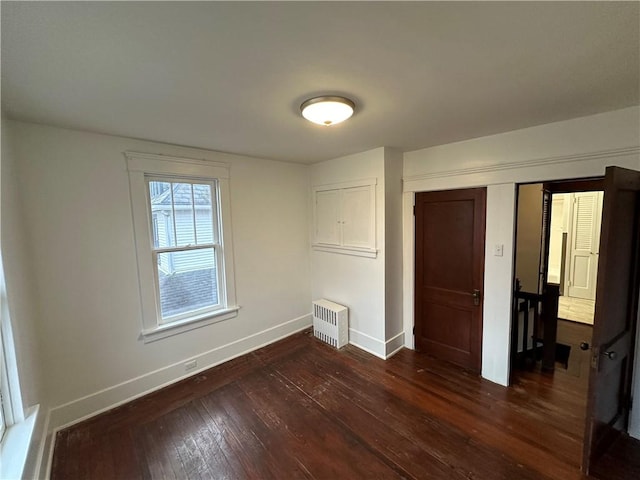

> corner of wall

[{"left": 384, "top": 149, "right": 404, "bottom": 343}]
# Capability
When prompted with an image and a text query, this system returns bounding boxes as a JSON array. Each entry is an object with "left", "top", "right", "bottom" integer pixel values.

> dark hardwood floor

[{"left": 52, "top": 328, "right": 639, "bottom": 479}]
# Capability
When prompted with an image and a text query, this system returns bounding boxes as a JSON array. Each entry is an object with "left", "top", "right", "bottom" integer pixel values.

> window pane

[
  {"left": 157, "top": 248, "right": 219, "bottom": 320},
  {"left": 149, "top": 181, "right": 173, "bottom": 248},
  {"left": 172, "top": 183, "right": 196, "bottom": 246},
  {"left": 194, "top": 183, "right": 216, "bottom": 244}
]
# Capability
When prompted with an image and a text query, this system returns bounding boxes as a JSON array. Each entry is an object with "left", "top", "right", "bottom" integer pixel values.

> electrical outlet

[{"left": 185, "top": 359, "right": 197, "bottom": 371}]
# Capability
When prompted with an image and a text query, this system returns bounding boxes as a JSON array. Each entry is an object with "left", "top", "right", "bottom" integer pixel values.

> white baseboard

[
  {"left": 47, "top": 314, "right": 312, "bottom": 433},
  {"left": 348, "top": 328, "right": 405, "bottom": 360},
  {"left": 349, "top": 328, "right": 386, "bottom": 359},
  {"left": 385, "top": 331, "right": 405, "bottom": 358},
  {"left": 40, "top": 426, "right": 55, "bottom": 480}
]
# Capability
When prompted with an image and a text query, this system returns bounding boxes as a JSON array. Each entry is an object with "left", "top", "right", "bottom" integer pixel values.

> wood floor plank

[
  {"left": 236, "top": 367, "right": 405, "bottom": 479},
  {"left": 110, "top": 429, "right": 144, "bottom": 480},
  {"left": 274, "top": 353, "right": 540, "bottom": 480},
  {"left": 305, "top": 344, "right": 582, "bottom": 478},
  {"left": 50, "top": 330, "right": 640, "bottom": 480},
  {"left": 174, "top": 403, "right": 236, "bottom": 480},
  {"left": 199, "top": 384, "right": 295, "bottom": 479},
  {"left": 135, "top": 415, "right": 183, "bottom": 480},
  {"left": 383, "top": 371, "right": 582, "bottom": 478},
  {"left": 87, "top": 431, "right": 117, "bottom": 480}
]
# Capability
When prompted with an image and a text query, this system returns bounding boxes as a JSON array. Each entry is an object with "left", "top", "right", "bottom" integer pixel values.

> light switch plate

[{"left": 493, "top": 244, "right": 504, "bottom": 257}]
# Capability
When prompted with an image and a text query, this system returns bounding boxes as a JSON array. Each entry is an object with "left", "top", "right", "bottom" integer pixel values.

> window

[
  {"left": 1, "top": 329, "right": 6, "bottom": 442},
  {"left": 0, "top": 254, "right": 22, "bottom": 445},
  {"left": 0, "top": 325, "right": 15, "bottom": 447},
  {"left": 126, "top": 152, "right": 238, "bottom": 342},
  {"left": 312, "top": 178, "right": 377, "bottom": 258},
  {"left": 0, "top": 272, "right": 13, "bottom": 444}
]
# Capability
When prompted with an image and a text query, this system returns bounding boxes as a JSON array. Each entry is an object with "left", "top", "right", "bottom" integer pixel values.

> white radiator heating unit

[{"left": 312, "top": 299, "right": 349, "bottom": 349}]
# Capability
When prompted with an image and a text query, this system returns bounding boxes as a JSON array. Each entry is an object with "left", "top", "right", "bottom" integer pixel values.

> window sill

[
  {"left": 140, "top": 306, "right": 239, "bottom": 343},
  {"left": 312, "top": 244, "right": 378, "bottom": 258},
  {"left": 1, "top": 405, "right": 38, "bottom": 480}
]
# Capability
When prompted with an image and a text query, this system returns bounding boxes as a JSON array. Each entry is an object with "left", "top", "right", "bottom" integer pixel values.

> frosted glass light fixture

[{"left": 300, "top": 96, "right": 355, "bottom": 126}]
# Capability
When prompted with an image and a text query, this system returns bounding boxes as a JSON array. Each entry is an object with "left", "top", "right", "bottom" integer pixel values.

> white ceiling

[{"left": 2, "top": 2, "right": 638, "bottom": 164}]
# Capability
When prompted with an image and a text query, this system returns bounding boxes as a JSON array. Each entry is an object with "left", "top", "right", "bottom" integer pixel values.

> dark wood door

[
  {"left": 415, "top": 188, "right": 486, "bottom": 372},
  {"left": 583, "top": 166, "right": 640, "bottom": 473}
]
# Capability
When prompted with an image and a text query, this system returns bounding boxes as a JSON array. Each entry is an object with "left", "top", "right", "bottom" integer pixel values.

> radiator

[{"left": 312, "top": 299, "right": 348, "bottom": 349}]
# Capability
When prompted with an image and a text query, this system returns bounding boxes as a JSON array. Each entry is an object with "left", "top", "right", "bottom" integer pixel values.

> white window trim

[
  {"left": 126, "top": 152, "right": 238, "bottom": 343},
  {"left": 0, "top": 255, "right": 36, "bottom": 480},
  {"left": 0, "top": 259, "right": 24, "bottom": 427},
  {"left": 311, "top": 177, "right": 378, "bottom": 258}
]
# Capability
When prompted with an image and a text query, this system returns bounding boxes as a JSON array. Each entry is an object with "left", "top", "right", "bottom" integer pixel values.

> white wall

[
  {"left": 7, "top": 120, "right": 312, "bottom": 435},
  {"left": 310, "top": 148, "right": 387, "bottom": 356},
  {"left": 309, "top": 147, "right": 404, "bottom": 358},
  {"left": 403, "top": 106, "right": 640, "bottom": 394},
  {"left": 1, "top": 120, "right": 44, "bottom": 418},
  {"left": 515, "top": 183, "right": 543, "bottom": 293},
  {"left": 0, "top": 118, "right": 47, "bottom": 478},
  {"left": 384, "top": 149, "right": 404, "bottom": 355},
  {"left": 481, "top": 184, "right": 517, "bottom": 382},
  {"left": 404, "top": 107, "right": 640, "bottom": 181}
]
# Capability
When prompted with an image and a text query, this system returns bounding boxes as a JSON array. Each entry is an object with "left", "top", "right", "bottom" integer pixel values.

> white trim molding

[
  {"left": 125, "top": 151, "right": 230, "bottom": 178},
  {"left": 312, "top": 177, "right": 378, "bottom": 191},
  {"left": 403, "top": 146, "right": 640, "bottom": 192},
  {"left": 348, "top": 328, "right": 405, "bottom": 360},
  {"left": 140, "top": 306, "right": 240, "bottom": 343},
  {"left": 125, "top": 151, "right": 238, "bottom": 341},
  {"left": 311, "top": 245, "right": 378, "bottom": 258},
  {"left": 385, "top": 332, "right": 405, "bottom": 358},
  {"left": 348, "top": 328, "right": 386, "bottom": 359}
]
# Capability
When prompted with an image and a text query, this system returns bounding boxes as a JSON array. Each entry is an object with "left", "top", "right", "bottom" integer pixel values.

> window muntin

[{"left": 147, "top": 178, "right": 223, "bottom": 324}]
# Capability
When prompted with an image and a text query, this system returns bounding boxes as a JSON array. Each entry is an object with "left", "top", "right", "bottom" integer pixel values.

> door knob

[
  {"left": 602, "top": 350, "right": 617, "bottom": 360},
  {"left": 580, "top": 342, "right": 590, "bottom": 351},
  {"left": 472, "top": 289, "right": 481, "bottom": 306}
]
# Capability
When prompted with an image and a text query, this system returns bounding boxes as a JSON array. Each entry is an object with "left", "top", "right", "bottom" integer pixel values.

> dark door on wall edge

[
  {"left": 414, "top": 188, "right": 486, "bottom": 372},
  {"left": 583, "top": 166, "right": 640, "bottom": 474}
]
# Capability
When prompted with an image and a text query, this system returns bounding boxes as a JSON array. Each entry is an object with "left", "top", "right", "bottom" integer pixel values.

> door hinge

[
  {"left": 412, "top": 326, "right": 415, "bottom": 335},
  {"left": 413, "top": 205, "right": 416, "bottom": 216}
]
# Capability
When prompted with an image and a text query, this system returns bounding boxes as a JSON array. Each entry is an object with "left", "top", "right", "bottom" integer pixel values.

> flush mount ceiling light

[{"left": 300, "top": 96, "right": 355, "bottom": 126}]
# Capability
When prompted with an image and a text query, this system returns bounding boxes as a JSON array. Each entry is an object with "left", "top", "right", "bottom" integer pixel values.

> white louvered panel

[
  {"left": 567, "top": 191, "right": 603, "bottom": 301},
  {"left": 574, "top": 195, "right": 595, "bottom": 251}
]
